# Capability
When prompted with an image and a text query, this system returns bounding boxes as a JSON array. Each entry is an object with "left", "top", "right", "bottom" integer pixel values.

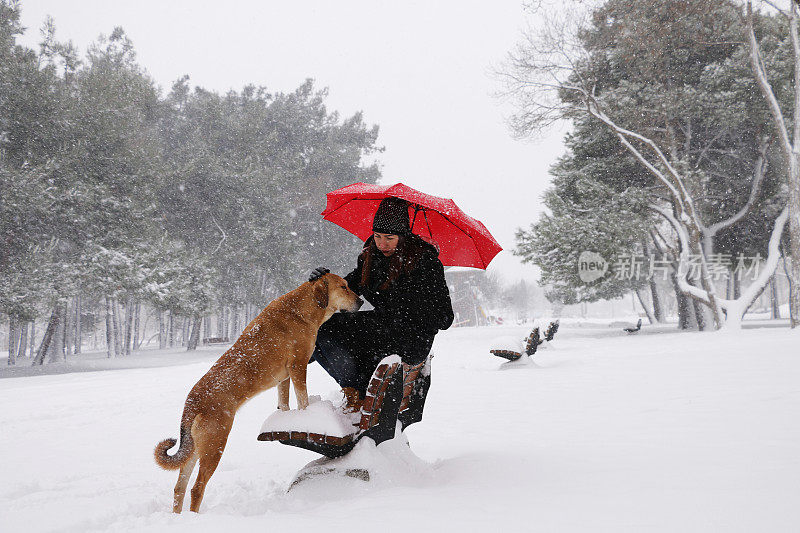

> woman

[{"left": 309, "top": 197, "right": 454, "bottom": 411}]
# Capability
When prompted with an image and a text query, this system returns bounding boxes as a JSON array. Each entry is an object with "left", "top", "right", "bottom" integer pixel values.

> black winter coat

[{"left": 321, "top": 234, "right": 454, "bottom": 365}]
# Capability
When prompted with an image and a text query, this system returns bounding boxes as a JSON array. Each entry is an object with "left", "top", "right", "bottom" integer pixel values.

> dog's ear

[{"left": 313, "top": 278, "right": 329, "bottom": 309}]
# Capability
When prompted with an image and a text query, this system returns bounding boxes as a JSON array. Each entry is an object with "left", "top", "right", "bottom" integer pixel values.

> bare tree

[{"left": 743, "top": 0, "right": 800, "bottom": 327}]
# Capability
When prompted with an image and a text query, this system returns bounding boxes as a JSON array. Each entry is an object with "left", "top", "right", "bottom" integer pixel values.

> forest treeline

[{"left": 1, "top": 1, "right": 381, "bottom": 363}]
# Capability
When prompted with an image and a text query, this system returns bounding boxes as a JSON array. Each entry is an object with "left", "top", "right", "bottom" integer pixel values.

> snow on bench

[
  {"left": 489, "top": 335, "right": 526, "bottom": 361},
  {"left": 259, "top": 397, "right": 359, "bottom": 445},
  {"left": 258, "top": 355, "right": 408, "bottom": 456}
]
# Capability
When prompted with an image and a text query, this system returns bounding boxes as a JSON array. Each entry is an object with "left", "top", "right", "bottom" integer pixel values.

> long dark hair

[{"left": 359, "top": 233, "right": 432, "bottom": 290}]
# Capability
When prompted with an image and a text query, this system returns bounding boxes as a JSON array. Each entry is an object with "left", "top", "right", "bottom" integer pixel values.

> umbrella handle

[
  {"left": 409, "top": 205, "right": 437, "bottom": 249},
  {"left": 410, "top": 204, "right": 427, "bottom": 233}
]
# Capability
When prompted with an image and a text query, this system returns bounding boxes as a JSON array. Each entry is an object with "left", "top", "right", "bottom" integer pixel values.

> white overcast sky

[{"left": 18, "top": 0, "right": 567, "bottom": 284}]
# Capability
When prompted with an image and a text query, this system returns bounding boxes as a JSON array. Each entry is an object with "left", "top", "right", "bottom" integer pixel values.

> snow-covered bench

[
  {"left": 202, "top": 337, "right": 230, "bottom": 345},
  {"left": 489, "top": 320, "right": 560, "bottom": 362},
  {"left": 258, "top": 355, "right": 430, "bottom": 458}
]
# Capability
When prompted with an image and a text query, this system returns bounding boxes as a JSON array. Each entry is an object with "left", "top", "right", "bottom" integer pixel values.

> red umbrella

[{"left": 321, "top": 182, "right": 502, "bottom": 269}]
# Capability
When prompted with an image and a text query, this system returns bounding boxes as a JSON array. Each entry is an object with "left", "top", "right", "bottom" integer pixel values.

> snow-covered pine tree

[{"left": 505, "top": 0, "right": 791, "bottom": 329}]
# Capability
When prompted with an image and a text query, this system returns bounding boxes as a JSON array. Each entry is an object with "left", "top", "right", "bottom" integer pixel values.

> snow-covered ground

[{"left": 1, "top": 322, "right": 798, "bottom": 532}]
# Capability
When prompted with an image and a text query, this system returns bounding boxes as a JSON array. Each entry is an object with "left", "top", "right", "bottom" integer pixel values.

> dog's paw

[{"left": 277, "top": 404, "right": 290, "bottom": 411}]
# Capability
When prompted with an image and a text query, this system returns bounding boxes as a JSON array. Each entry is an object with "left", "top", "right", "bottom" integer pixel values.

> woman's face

[{"left": 374, "top": 232, "right": 400, "bottom": 256}]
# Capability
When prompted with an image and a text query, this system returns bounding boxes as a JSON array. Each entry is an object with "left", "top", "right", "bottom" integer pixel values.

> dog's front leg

[
  {"left": 289, "top": 363, "right": 309, "bottom": 409},
  {"left": 277, "top": 378, "right": 290, "bottom": 411}
]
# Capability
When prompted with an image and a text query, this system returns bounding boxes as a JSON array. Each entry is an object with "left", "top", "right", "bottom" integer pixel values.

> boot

[{"left": 341, "top": 387, "right": 363, "bottom": 413}]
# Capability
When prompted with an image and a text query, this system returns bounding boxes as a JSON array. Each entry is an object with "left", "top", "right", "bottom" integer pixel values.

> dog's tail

[{"left": 154, "top": 412, "right": 196, "bottom": 470}]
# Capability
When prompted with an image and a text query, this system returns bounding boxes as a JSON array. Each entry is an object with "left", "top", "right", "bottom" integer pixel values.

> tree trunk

[
  {"left": 672, "top": 272, "right": 696, "bottom": 330},
  {"left": 92, "top": 317, "right": 98, "bottom": 350},
  {"left": 182, "top": 316, "right": 190, "bottom": 347},
  {"left": 29, "top": 321, "right": 36, "bottom": 357},
  {"left": 788, "top": 138, "right": 800, "bottom": 327},
  {"left": 770, "top": 273, "right": 781, "bottom": 319},
  {"left": 684, "top": 297, "right": 698, "bottom": 330},
  {"left": 786, "top": 252, "right": 797, "bottom": 326},
  {"left": 649, "top": 278, "right": 665, "bottom": 323},
  {"left": 74, "top": 294, "right": 82, "bottom": 355},
  {"left": 48, "top": 301, "right": 66, "bottom": 363},
  {"left": 138, "top": 310, "right": 151, "bottom": 349},
  {"left": 232, "top": 306, "right": 241, "bottom": 339},
  {"left": 60, "top": 303, "right": 68, "bottom": 360},
  {"left": 635, "top": 288, "right": 656, "bottom": 324},
  {"left": 158, "top": 310, "right": 166, "bottom": 349},
  {"left": 187, "top": 315, "right": 202, "bottom": 351},
  {"left": 741, "top": 280, "right": 770, "bottom": 319},
  {"left": 123, "top": 296, "right": 133, "bottom": 356},
  {"left": 7, "top": 315, "right": 19, "bottom": 366},
  {"left": 117, "top": 299, "right": 125, "bottom": 355},
  {"left": 132, "top": 301, "right": 140, "bottom": 353},
  {"left": 64, "top": 298, "right": 75, "bottom": 357},
  {"left": 17, "top": 321, "right": 28, "bottom": 360},
  {"left": 112, "top": 299, "right": 123, "bottom": 355},
  {"left": 692, "top": 299, "right": 707, "bottom": 331},
  {"left": 168, "top": 311, "right": 175, "bottom": 348},
  {"left": 689, "top": 229, "right": 722, "bottom": 329},
  {"left": 789, "top": 235, "right": 800, "bottom": 327},
  {"left": 204, "top": 314, "right": 211, "bottom": 341},
  {"left": 652, "top": 204, "right": 723, "bottom": 329},
  {"left": 33, "top": 307, "right": 61, "bottom": 366},
  {"left": 105, "top": 297, "right": 116, "bottom": 358},
  {"left": 688, "top": 274, "right": 710, "bottom": 330}
]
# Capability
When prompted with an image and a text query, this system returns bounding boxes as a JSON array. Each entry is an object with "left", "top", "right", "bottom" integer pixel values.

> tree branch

[
  {"left": 745, "top": 0, "right": 794, "bottom": 163},
  {"left": 577, "top": 94, "right": 686, "bottom": 212},
  {"left": 790, "top": 2, "right": 800, "bottom": 149},
  {"left": 210, "top": 216, "right": 227, "bottom": 255},
  {"left": 706, "top": 134, "right": 771, "bottom": 234},
  {"left": 718, "top": 206, "right": 790, "bottom": 317},
  {"left": 648, "top": 204, "right": 712, "bottom": 305}
]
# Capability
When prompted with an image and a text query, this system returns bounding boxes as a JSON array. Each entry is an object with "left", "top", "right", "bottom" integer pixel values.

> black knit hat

[{"left": 372, "top": 197, "right": 410, "bottom": 235}]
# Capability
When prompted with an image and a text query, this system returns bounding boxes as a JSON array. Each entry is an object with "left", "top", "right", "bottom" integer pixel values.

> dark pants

[
  {"left": 311, "top": 318, "right": 388, "bottom": 395},
  {"left": 311, "top": 311, "right": 435, "bottom": 394}
]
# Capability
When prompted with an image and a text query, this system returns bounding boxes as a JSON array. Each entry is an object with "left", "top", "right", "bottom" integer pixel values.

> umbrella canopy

[{"left": 321, "top": 182, "right": 502, "bottom": 269}]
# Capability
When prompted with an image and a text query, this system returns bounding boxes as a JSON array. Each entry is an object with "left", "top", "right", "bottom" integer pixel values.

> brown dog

[{"left": 154, "top": 273, "right": 361, "bottom": 513}]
